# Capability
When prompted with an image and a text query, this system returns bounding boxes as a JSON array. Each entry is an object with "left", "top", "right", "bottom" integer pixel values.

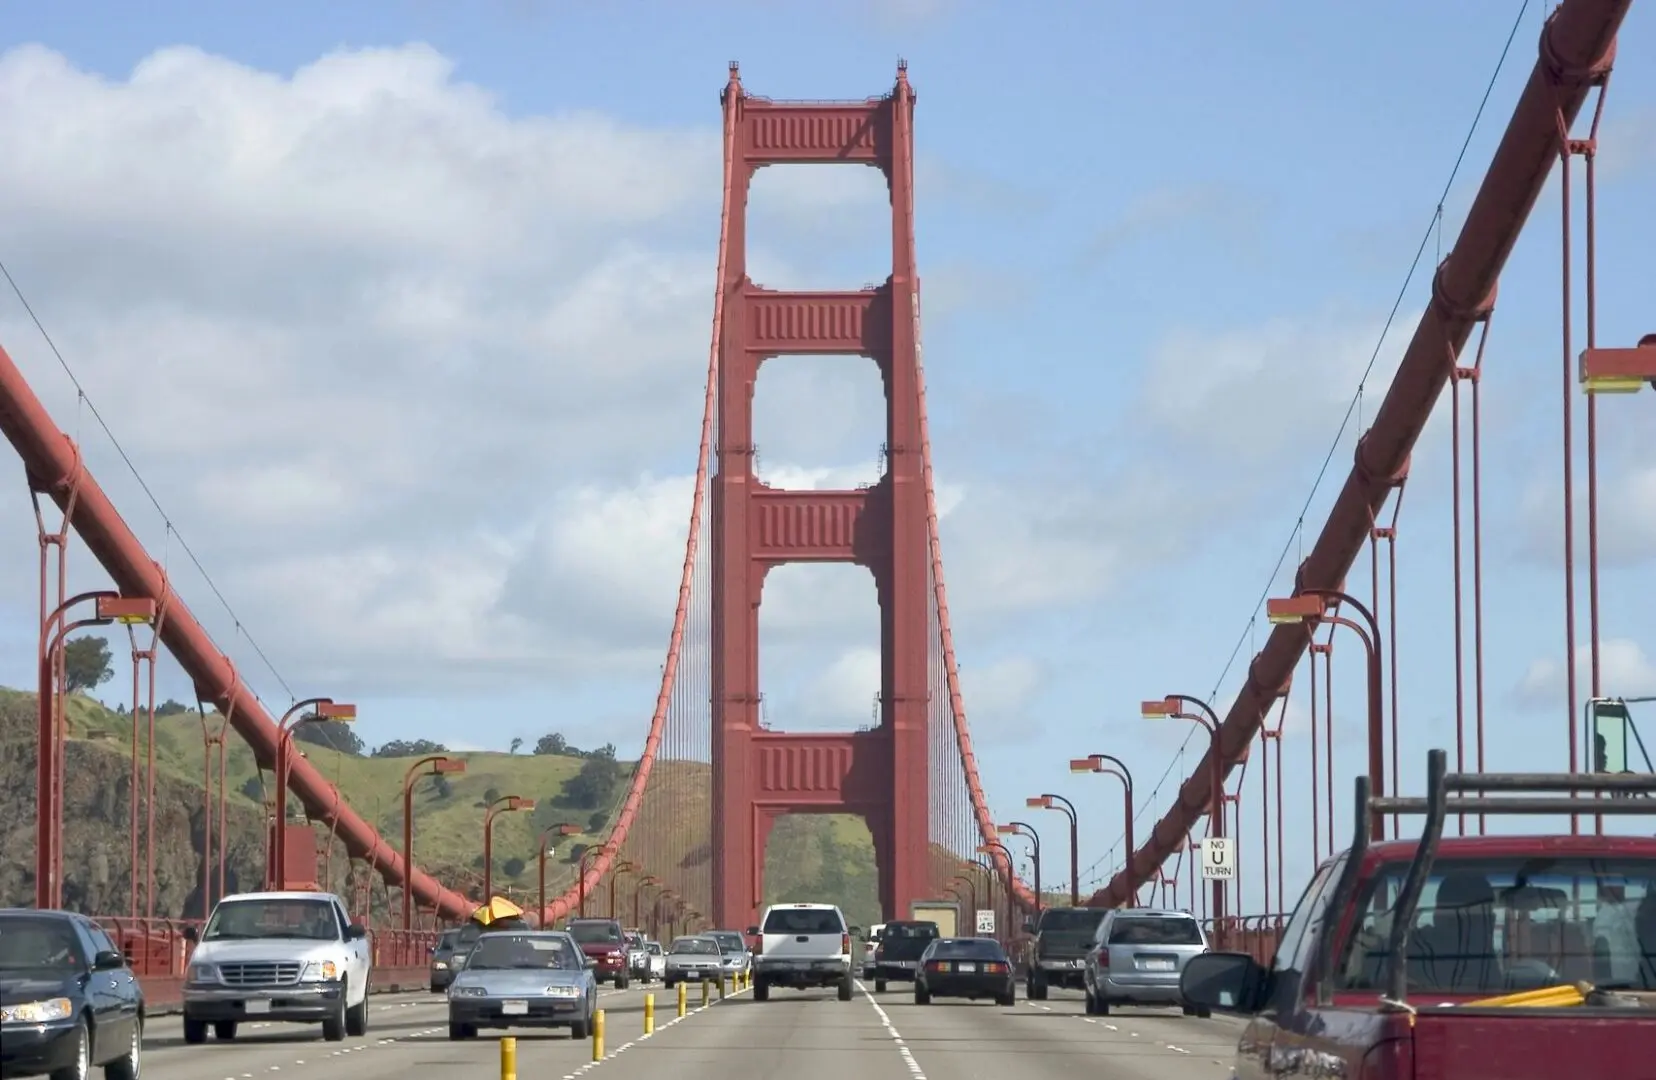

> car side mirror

[
  {"left": 346, "top": 924, "right": 368, "bottom": 941},
  {"left": 1179, "top": 952, "right": 1271, "bottom": 1015},
  {"left": 92, "top": 949, "right": 127, "bottom": 971},
  {"left": 181, "top": 925, "right": 198, "bottom": 942},
  {"left": 745, "top": 926, "right": 759, "bottom": 936}
]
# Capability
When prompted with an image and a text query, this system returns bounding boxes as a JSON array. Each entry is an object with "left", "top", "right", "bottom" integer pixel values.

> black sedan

[
  {"left": 913, "top": 937, "right": 1016, "bottom": 1006},
  {"left": 0, "top": 908, "right": 144, "bottom": 1080}
]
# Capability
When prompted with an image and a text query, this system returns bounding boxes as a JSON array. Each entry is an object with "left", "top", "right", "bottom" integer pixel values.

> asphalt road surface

[{"left": 136, "top": 982, "right": 1243, "bottom": 1079}]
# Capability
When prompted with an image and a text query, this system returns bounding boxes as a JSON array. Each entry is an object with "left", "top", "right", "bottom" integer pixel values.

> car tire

[
  {"left": 104, "top": 1015, "right": 141, "bottom": 1080},
  {"left": 448, "top": 1022, "right": 476, "bottom": 1040},
  {"left": 615, "top": 974, "right": 629, "bottom": 991},
  {"left": 213, "top": 1020, "right": 237, "bottom": 1040},
  {"left": 753, "top": 980, "right": 770, "bottom": 1002},
  {"left": 914, "top": 984, "right": 930, "bottom": 1005},
  {"left": 1028, "top": 973, "right": 1048, "bottom": 1000},
  {"left": 49, "top": 1017, "right": 89, "bottom": 1080},
  {"left": 182, "top": 1017, "right": 207, "bottom": 1045},
  {"left": 874, "top": 978, "right": 888, "bottom": 992},
  {"left": 346, "top": 992, "right": 369, "bottom": 1037},
  {"left": 997, "top": 991, "right": 1015, "bottom": 1007},
  {"left": 322, "top": 997, "right": 346, "bottom": 1042},
  {"left": 838, "top": 974, "right": 854, "bottom": 1001},
  {"left": 570, "top": 1011, "right": 591, "bottom": 1040}
]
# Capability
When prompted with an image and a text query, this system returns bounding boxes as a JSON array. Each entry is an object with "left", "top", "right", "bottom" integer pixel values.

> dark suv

[
  {"left": 868, "top": 920, "right": 939, "bottom": 990},
  {"left": 565, "top": 918, "right": 630, "bottom": 989},
  {"left": 1025, "top": 906, "right": 1107, "bottom": 999},
  {"left": 429, "top": 928, "right": 463, "bottom": 991}
]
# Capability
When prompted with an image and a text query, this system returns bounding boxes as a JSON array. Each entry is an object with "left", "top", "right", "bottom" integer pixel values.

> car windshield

[
  {"left": 710, "top": 932, "right": 745, "bottom": 953},
  {"left": 203, "top": 898, "right": 338, "bottom": 941},
  {"left": 762, "top": 908, "right": 843, "bottom": 935},
  {"left": 647, "top": 943, "right": 663, "bottom": 955},
  {"left": 883, "top": 922, "right": 939, "bottom": 940},
  {"left": 436, "top": 930, "right": 460, "bottom": 949},
  {"left": 1039, "top": 908, "right": 1107, "bottom": 933},
  {"left": 567, "top": 921, "right": 623, "bottom": 945},
  {"left": 1108, "top": 916, "right": 1203, "bottom": 946},
  {"left": 466, "top": 935, "right": 582, "bottom": 971},
  {"left": 672, "top": 938, "right": 719, "bottom": 955},
  {"left": 0, "top": 917, "right": 85, "bottom": 971},
  {"left": 1335, "top": 855, "right": 1656, "bottom": 994},
  {"left": 928, "top": 938, "right": 1005, "bottom": 960}
]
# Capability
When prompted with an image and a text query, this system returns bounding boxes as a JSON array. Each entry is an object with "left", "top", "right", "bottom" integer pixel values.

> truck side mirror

[
  {"left": 181, "top": 925, "right": 198, "bottom": 942},
  {"left": 345, "top": 923, "right": 368, "bottom": 941},
  {"left": 1179, "top": 952, "right": 1271, "bottom": 1015}
]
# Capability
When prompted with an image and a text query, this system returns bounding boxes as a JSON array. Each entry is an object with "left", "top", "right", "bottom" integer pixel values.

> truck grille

[{"left": 219, "top": 962, "right": 303, "bottom": 986}]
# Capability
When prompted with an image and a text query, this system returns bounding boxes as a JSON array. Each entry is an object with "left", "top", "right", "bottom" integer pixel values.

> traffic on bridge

[{"left": 1, "top": 1, "right": 1654, "bottom": 1078}]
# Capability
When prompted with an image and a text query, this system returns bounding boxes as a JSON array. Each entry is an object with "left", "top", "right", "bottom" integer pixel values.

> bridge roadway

[{"left": 139, "top": 983, "right": 1242, "bottom": 1079}]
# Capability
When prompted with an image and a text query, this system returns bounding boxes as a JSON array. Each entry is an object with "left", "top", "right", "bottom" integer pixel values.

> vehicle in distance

[
  {"left": 868, "top": 920, "right": 940, "bottom": 991},
  {"left": 861, "top": 923, "right": 886, "bottom": 978},
  {"left": 913, "top": 937, "right": 1016, "bottom": 1007},
  {"left": 1025, "top": 906, "right": 1107, "bottom": 999},
  {"left": 623, "top": 930, "right": 649, "bottom": 981},
  {"left": 748, "top": 903, "right": 855, "bottom": 1002},
  {"left": 445, "top": 931, "right": 596, "bottom": 1041},
  {"left": 564, "top": 918, "right": 630, "bottom": 990},
  {"left": 644, "top": 940, "right": 667, "bottom": 982},
  {"left": 429, "top": 928, "right": 463, "bottom": 992},
  {"left": 181, "top": 891, "right": 371, "bottom": 1045},
  {"left": 707, "top": 930, "right": 752, "bottom": 978},
  {"left": 663, "top": 936, "right": 724, "bottom": 987},
  {"left": 1082, "top": 908, "right": 1209, "bottom": 1016},
  {"left": 1180, "top": 751, "right": 1656, "bottom": 1080},
  {"left": 0, "top": 908, "right": 143, "bottom": 1080}
]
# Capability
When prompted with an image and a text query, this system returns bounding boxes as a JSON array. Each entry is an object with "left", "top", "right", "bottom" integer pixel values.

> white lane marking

[
  {"left": 1166, "top": 1044, "right": 1191, "bottom": 1053},
  {"left": 857, "top": 980, "right": 927, "bottom": 1080},
  {"left": 556, "top": 982, "right": 748, "bottom": 1079}
]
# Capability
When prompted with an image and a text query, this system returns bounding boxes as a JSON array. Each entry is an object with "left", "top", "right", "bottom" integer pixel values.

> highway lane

[{"left": 134, "top": 982, "right": 1244, "bottom": 1079}]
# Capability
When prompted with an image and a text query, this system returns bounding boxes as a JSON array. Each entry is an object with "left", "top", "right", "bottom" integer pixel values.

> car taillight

[
  {"left": 984, "top": 962, "right": 1007, "bottom": 974},
  {"left": 1097, "top": 949, "right": 1109, "bottom": 967},
  {"left": 925, "top": 961, "right": 946, "bottom": 973},
  {"left": 841, "top": 932, "right": 851, "bottom": 955}
]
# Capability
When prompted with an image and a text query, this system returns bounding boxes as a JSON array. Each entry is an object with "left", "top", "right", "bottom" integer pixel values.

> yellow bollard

[
  {"left": 677, "top": 980, "right": 688, "bottom": 1017},
  {"left": 500, "top": 1036, "right": 517, "bottom": 1080},
  {"left": 644, "top": 992, "right": 655, "bottom": 1035},
  {"left": 592, "top": 1009, "right": 605, "bottom": 1062}
]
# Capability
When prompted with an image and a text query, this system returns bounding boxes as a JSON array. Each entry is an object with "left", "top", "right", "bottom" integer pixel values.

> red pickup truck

[{"left": 1181, "top": 749, "right": 1656, "bottom": 1079}]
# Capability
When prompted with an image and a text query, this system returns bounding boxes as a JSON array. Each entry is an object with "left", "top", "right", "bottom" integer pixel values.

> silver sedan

[
  {"left": 663, "top": 935, "right": 725, "bottom": 987},
  {"left": 446, "top": 931, "right": 597, "bottom": 1040}
]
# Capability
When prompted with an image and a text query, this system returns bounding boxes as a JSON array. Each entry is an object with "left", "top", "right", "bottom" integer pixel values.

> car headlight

[
  {"left": 449, "top": 985, "right": 488, "bottom": 998},
  {"left": 300, "top": 961, "right": 338, "bottom": 982},
  {"left": 432, "top": 960, "right": 448, "bottom": 969},
  {"left": 188, "top": 963, "right": 218, "bottom": 983},
  {"left": 1, "top": 997, "right": 73, "bottom": 1024},
  {"left": 544, "top": 985, "right": 581, "bottom": 999}
]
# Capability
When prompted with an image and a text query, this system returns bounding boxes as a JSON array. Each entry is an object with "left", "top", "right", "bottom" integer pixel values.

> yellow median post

[
  {"left": 592, "top": 1009, "right": 605, "bottom": 1061},
  {"left": 677, "top": 980, "right": 688, "bottom": 1017},
  {"left": 700, "top": 979, "right": 709, "bottom": 1006},
  {"left": 644, "top": 992, "right": 655, "bottom": 1034},
  {"left": 500, "top": 1036, "right": 517, "bottom": 1080}
]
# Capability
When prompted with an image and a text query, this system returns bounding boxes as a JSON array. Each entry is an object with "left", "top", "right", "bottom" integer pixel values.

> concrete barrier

[{"left": 138, "top": 966, "right": 434, "bottom": 1014}]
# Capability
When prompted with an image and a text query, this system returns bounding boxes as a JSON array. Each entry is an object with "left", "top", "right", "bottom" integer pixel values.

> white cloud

[{"left": 1515, "top": 639, "right": 1656, "bottom": 707}]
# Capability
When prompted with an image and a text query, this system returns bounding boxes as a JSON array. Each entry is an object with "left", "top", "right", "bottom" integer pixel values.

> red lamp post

[
  {"left": 1069, "top": 754, "right": 1136, "bottom": 900},
  {"left": 402, "top": 755, "right": 467, "bottom": 930},
  {"left": 482, "top": 795, "right": 534, "bottom": 901},
  {"left": 632, "top": 875, "right": 660, "bottom": 927},
  {"left": 975, "top": 841, "right": 1016, "bottom": 944},
  {"left": 272, "top": 698, "right": 356, "bottom": 889},
  {"left": 538, "top": 822, "right": 581, "bottom": 924},
  {"left": 997, "top": 822, "right": 1041, "bottom": 912},
  {"left": 1143, "top": 697, "right": 1225, "bottom": 931},
  {"left": 1027, "top": 795, "right": 1079, "bottom": 907},
  {"left": 577, "top": 845, "right": 609, "bottom": 917},
  {"left": 607, "top": 860, "right": 637, "bottom": 920}
]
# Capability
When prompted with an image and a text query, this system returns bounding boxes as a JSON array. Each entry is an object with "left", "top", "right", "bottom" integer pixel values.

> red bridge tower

[{"left": 710, "top": 63, "right": 930, "bottom": 930}]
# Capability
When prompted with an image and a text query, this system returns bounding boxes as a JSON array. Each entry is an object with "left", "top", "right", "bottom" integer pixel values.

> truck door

[{"left": 1235, "top": 854, "right": 1345, "bottom": 1080}]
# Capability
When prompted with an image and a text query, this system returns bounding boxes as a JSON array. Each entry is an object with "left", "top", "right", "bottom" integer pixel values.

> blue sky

[{"left": 0, "top": 0, "right": 1652, "bottom": 914}]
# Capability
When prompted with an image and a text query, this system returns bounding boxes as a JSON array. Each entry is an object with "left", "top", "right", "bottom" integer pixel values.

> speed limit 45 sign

[{"left": 1201, "top": 837, "right": 1234, "bottom": 881}]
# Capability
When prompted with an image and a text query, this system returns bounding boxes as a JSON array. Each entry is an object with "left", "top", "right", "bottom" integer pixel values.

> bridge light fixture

[
  {"left": 1068, "top": 758, "right": 1098, "bottom": 773},
  {"left": 1266, "top": 594, "right": 1325, "bottom": 626},
  {"left": 432, "top": 757, "right": 466, "bottom": 774},
  {"left": 1140, "top": 699, "right": 1175, "bottom": 720},
  {"left": 316, "top": 701, "right": 357, "bottom": 722},
  {"left": 1579, "top": 338, "right": 1656, "bottom": 394},
  {"left": 1026, "top": 796, "right": 1051, "bottom": 808},
  {"left": 95, "top": 596, "right": 158, "bottom": 624}
]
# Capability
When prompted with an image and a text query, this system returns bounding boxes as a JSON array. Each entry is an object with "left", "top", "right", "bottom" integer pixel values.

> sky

[{"left": 1, "top": 0, "right": 1653, "bottom": 915}]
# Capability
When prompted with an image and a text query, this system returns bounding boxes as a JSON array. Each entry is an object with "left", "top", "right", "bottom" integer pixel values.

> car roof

[
  {"left": 1110, "top": 908, "right": 1198, "bottom": 919},
  {"left": 763, "top": 902, "right": 841, "bottom": 910},
  {"left": 0, "top": 908, "right": 80, "bottom": 922},
  {"left": 213, "top": 891, "right": 339, "bottom": 903}
]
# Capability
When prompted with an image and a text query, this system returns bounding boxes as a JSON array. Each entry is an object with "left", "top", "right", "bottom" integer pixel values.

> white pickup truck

[
  {"left": 181, "top": 890, "right": 372, "bottom": 1044},
  {"left": 747, "top": 902, "right": 855, "bottom": 1001}
]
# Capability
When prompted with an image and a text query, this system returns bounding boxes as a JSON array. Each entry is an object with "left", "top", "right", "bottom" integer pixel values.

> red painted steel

[
  {"left": 1094, "top": 0, "right": 1631, "bottom": 907},
  {"left": 707, "top": 64, "right": 932, "bottom": 930}
]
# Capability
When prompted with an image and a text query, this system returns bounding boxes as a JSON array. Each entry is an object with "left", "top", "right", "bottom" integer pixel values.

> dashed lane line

[
  {"left": 857, "top": 981, "right": 927, "bottom": 1080},
  {"left": 1021, "top": 997, "right": 1201, "bottom": 1058},
  {"left": 555, "top": 982, "right": 751, "bottom": 1080}
]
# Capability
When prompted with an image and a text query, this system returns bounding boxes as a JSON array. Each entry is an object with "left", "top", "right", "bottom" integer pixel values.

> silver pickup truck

[{"left": 181, "top": 890, "right": 373, "bottom": 1044}]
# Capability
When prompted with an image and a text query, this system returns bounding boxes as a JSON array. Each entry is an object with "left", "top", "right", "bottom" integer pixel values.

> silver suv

[{"left": 1081, "top": 907, "right": 1210, "bottom": 1016}]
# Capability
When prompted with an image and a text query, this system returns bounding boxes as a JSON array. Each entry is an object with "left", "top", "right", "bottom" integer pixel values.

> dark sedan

[
  {"left": 913, "top": 937, "right": 1016, "bottom": 1006},
  {"left": 0, "top": 909, "right": 144, "bottom": 1080}
]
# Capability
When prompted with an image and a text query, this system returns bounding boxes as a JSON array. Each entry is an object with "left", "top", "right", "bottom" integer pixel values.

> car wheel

[
  {"left": 346, "top": 993, "right": 369, "bottom": 1037},
  {"left": 182, "top": 1017, "right": 207, "bottom": 1046},
  {"left": 838, "top": 974, "right": 854, "bottom": 1001},
  {"left": 997, "top": 991, "right": 1016, "bottom": 1007},
  {"left": 48, "top": 1017, "right": 89, "bottom": 1080},
  {"left": 447, "top": 1022, "right": 476, "bottom": 1040},
  {"left": 104, "top": 1015, "right": 141, "bottom": 1080},
  {"left": 874, "top": 978, "right": 887, "bottom": 993},
  {"left": 615, "top": 974, "right": 629, "bottom": 991},
  {"left": 570, "top": 1011, "right": 591, "bottom": 1040},
  {"left": 752, "top": 980, "right": 770, "bottom": 1002},
  {"left": 914, "top": 984, "right": 930, "bottom": 1005},
  {"left": 212, "top": 1020, "right": 237, "bottom": 1040},
  {"left": 322, "top": 997, "right": 346, "bottom": 1042}
]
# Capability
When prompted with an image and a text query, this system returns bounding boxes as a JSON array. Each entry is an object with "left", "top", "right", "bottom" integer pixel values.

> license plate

[
  {"left": 1144, "top": 959, "right": 1175, "bottom": 971},
  {"left": 957, "top": 962, "right": 977, "bottom": 972},
  {"left": 501, "top": 1000, "right": 528, "bottom": 1015},
  {"left": 244, "top": 1000, "right": 271, "bottom": 1015}
]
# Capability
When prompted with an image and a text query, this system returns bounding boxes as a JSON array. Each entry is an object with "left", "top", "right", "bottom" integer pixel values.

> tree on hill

[
  {"left": 558, "top": 754, "right": 625, "bottom": 810},
  {"left": 63, "top": 636, "right": 113, "bottom": 693},
  {"left": 533, "top": 732, "right": 569, "bottom": 756},
  {"left": 373, "top": 739, "right": 447, "bottom": 758},
  {"left": 502, "top": 856, "right": 526, "bottom": 877},
  {"left": 293, "top": 714, "right": 365, "bottom": 756},
  {"left": 240, "top": 775, "right": 266, "bottom": 803},
  {"left": 432, "top": 775, "right": 453, "bottom": 800},
  {"left": 155, "top": 699, "right": 190, "bottom": 717},
  {"left": 509, "top": 737, "right": 523, "bottom": 755}
]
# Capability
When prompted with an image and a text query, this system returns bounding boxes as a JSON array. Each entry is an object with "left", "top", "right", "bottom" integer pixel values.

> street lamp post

[
  {"left": 482, "top": 795, "right": 534, "bottom": 901},
  {"left": 37, "top": 593, "right": 155, "bottom": 910},
  {"left": 1068, "top": 755, "right": 1138, "bottom": 899},
  {"left": 1267, "top": 590, "right": 1385, "bottom": 839},
  {"left": 402, "top": 755, "right": 467, "bottom": 931},
  {"left": 272, "top": 698, "right": 357, "bottom": 889},
  {"left": 1143, "top": 697, "right": 1224, "bottom": 930},
  {"left": 1027, "top": 795, "right": 1080, "bottom": 906},
  {"left": 608, "top": 860, "right": 637, "bottom": 920},
  {"left": 997, "top": 822, "right": 1041, "bottom": 912},
  {"left": 976, "top": 841, "right": 1016, "bottom": 944},
  {"left": 633, "top": 875, "right": 660, "bottom": 927},
  {"left": 949, "top": 875, "right": 977, "bottom": 922},
  {"left": 538, "top": 823, "right": 581, "bottom": 924},
  {"left": 578, "top": 845, "right": 609, "bottom": 917}
]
